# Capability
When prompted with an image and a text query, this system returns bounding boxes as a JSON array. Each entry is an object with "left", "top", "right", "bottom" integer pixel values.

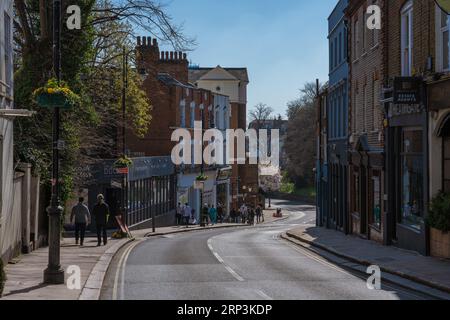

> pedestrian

[
  {"left": 176, "top": 202, "right": 182, "bottom": 225},
  {"left": 189, "top": 208, "right": 197, "bottom": 225},
  {"left": 256, "top": 205, "right": 262, "bottom": 224},
  {"left": 183, "top": 203, "right": 191, "bottom": 227},
  {"left": 209, "top": 205, "right": 217, "bottom": 225},
  {"left": 202, "top": 204, "right": 209, "bottom": 226},
  {"left": 70, "top": 197, "right": 90, "bottom": 246},
  {"left": 230, "top": 207, "right": 237, "bottom": 223},
  {"left": 217, "top": 205, "right": 224, "bottom": 223},
  {"left": 92, "top": 194, "right": 110, "bottom": 246},
  {"left": 240, "top": 204, "right": 248, "bottom": 224},
  {"left": 249, "top": 207, "right": 255, "bottom": 225}
]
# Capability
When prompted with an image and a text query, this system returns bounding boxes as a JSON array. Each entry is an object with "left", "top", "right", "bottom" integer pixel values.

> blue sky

[{"left": 159, "top": 0, "right": 336, "bottom": 118}]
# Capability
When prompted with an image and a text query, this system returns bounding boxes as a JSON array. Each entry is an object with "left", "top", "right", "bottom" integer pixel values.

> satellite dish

[{"left": 436, "top": 0, "right": 450, "bottom": 14}]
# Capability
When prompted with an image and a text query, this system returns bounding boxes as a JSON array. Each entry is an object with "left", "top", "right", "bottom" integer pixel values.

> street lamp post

[
  {"left": 121, "top": 47, "right": 129, "bottom": 227},
  {"left": 44, "top": 0, "right": 65, "bottom": 284}
]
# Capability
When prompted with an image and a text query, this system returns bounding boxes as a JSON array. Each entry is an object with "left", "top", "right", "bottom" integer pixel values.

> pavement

[
  {"left": 0, "top": 209, "right": 283, "bottom": 300},
  {"left": 283, "top": 225, "right": 450, "bottom": 294},
  {"left": 100, "top": 200, "right": 439, "bottom": 300}
]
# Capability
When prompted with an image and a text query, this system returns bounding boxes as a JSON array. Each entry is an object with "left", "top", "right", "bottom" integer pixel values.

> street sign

[
  {"left": 393, "top": 77, "right": 423, "bottom": 105},
  {"left": 436, "top": 0, "right": 450, "bottom": 14}
]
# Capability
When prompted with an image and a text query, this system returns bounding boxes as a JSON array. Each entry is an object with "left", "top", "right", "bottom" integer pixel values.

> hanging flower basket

[
  {"left": 114, "top": 155, "right": 133, "bottom": 169},
  {"left": 196, "top": 174, "right": 208, "bottom": 182},
  {"left": 32, "top": 78, "right": 80, "bottom": 109}
]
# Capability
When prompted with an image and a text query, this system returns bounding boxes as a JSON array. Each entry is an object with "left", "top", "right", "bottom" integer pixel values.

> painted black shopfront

[
  {"left": 78, "top": 156, "right": 176, "bottom": 229},
  {"left": 384, "top": 77, "right": 429, "bottom": 255}
]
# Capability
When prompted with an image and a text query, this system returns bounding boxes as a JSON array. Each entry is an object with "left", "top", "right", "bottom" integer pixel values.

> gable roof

[{"left": 189, "top": 66, "right": 249, "bottom": 83}]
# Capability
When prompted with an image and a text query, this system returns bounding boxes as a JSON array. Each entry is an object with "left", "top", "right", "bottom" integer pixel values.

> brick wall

[{"left": 348, "top": 0, "right": 385, "bottom": 149}]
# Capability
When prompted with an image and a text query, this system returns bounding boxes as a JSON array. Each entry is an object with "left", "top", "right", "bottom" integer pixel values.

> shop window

[
  {"left": 444, "top": 136, "right": 450, "bottom": 193},
  {"left": 372, "top": 172, "right": 382, "bottom": 229},
  {"left": 353, "top": 171, "right": 360, "bottom": 213},
  {"left": 401, "top": 128, "right": 424, "bottom": 229}
]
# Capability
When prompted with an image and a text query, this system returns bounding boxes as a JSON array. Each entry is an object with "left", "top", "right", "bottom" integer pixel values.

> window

[
  {"left": 437, "top": 6, "right": 450, "bottom": 72},
  {"left": 354, "top": 19, "right": 360, "bottom": 59},
  {"left": 339, "top": 32, "right": 342, "bottom": 63},
  {"left": 362, "top": 10, "right": 367, "bottom": 53},
  {"left": 330, "top": 42, "right": 334, "bottom": 70},
  {"left": 444, "top": 136, "right": 450, "bottom": 193},
  {"left": 4, "top": 11, "right": 12, "bottom": 96},
  {"left": 180, "top": 100, "right": 186, "bottom": 128},
  {"left": 363, "top": 84, "right": 367, "bottom": 133},
  {"left": 372, "top": 173, "right": 382, "bottom": 229},
  {"left": 401, "top": 1, "right": 413, "bottom": 76},
  {"left": 400, "top": 128, "right": 424, "bottom": 230},
  {"left": 373, "top": 80, "right": 379, "bottom": 131},
  {"left": 335, "top": 37, "right": 338, "bottom": 67}
]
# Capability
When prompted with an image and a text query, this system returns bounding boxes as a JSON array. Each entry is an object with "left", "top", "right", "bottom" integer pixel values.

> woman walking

[{"left": 209, "top": 206, "right": 218, "bottom": 225}]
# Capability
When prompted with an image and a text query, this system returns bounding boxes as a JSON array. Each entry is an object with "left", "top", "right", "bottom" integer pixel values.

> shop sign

[
  {"left": 389, "top": 104, "right": 424, "bottom": 118},
  {"left": 393, "top": 77, "right": 423, "bottom": 105}
]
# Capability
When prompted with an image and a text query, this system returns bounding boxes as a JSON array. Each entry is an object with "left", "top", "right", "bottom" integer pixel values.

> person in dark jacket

[
  {"left": 70, "top": 197, "right": 90, "bottom": 246},
  {"left": 92, "top": 194, "right": 110, "bottom": 246}
]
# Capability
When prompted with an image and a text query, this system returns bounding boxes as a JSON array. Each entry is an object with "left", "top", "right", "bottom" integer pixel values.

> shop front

[
  {"left": 216, "top": 167, "right": 232, "bottom": 217},
  {"left": 427, "top": 77, "right": 450, "bottom": 258},
  {"left": 384, "top": 77, "right": 428, "bottom": 255},
  {"left": 75, "top": 156, "right": 176, "bottom": 229},
  {"left": 177, "top": 169, "right": 217, "bottom": 221},
  {"left": 348, "top": 136, "right": 384, "bottom": 243}
]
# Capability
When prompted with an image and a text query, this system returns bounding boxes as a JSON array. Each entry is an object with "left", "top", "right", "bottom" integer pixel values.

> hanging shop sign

[
  {"left": 393, "top": 77, "right": 423, "bottom": 105},
  {"left": 436, "top": 0, "right": 450, "bottom": 14}
]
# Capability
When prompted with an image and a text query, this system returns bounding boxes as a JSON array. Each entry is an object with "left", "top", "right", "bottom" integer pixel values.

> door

[{"left": 444, "top": 136, "right": 450, "bottom": 193}]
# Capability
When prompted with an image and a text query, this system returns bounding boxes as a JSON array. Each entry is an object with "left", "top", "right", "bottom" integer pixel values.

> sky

[{"left": 159, "top": 0, "right": 337, "bottom": 118}]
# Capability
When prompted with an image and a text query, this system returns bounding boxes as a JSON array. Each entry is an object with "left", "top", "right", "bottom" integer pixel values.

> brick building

[
  {"left": 130, "top": 37, "right": 232, "bottom": 220},
  {"left": 188, "top": 66, "right": 256, "bottom": 209},
  {"left": 347, "top": 0, "right": 386, "bottom": 243}
]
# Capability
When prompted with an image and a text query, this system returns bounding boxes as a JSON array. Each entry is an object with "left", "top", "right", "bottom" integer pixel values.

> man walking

[
  {"left": 183, "top": 203, "right": 191, "bottom": 227},
  {"left": 176, "top": 203, "right": 182, "bottom": 225},
  {"left": 70, "top": 197, "right": 90, "bottom": 246},
  {"left": 256, "top": 205, "right": 262, "bottom": 224},
  {"left": 92, "top": 194, "right": 110, "bottom": 246}
]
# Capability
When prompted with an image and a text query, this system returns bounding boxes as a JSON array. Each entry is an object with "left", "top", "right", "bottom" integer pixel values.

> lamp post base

[{"left": 43, "top": 267, "right": 65, "bottom": 284}]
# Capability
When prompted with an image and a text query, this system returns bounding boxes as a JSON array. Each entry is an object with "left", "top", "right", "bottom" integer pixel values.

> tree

[
  {"left": 284, "top": 82, "right": 321, "bottom": 188},
  {"left": 13, "top": 0, "right": 192, "bottom": 205},
  {"left": 249, "top": 103, "right": 274, "bottom": 130}
]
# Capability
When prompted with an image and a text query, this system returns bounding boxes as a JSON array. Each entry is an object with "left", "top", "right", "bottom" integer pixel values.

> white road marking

[
  {"left": 112, "top": 240, "right": 141, "bottom": 300},
  {"left": 256, "top": 290, "right": 273, "bottom": 301},
  {"left": 207, "top": 238, "right": 244, "bottom": 282}
]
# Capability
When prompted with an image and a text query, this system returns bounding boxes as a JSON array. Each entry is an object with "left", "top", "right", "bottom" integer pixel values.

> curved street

[{"left": 100, "top": 200, "right": 437, "bottom": 300}]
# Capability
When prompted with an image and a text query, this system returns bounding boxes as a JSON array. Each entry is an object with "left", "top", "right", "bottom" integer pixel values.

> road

[{"left": 100, "top": 200, "right": 438, "bottom": 300}]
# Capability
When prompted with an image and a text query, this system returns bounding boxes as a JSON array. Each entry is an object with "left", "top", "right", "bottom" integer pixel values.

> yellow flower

[{"left": 47, "top": 88, "right": 55, "bottom": 94}]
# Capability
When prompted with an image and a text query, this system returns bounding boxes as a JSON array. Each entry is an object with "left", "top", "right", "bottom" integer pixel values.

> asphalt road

[{"left": 100, "top": 200, "right": 437, "bottom": 300}]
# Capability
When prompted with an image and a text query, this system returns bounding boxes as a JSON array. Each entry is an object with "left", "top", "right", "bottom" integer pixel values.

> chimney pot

[
  {"left": 147, "top": 37, "right": 152, "bottom": 46},
  {"left": 153, "top": 38, "right": 157, "bottom": 46},
  {"left": 142, "top": 37, "right": 147, "bottom": 46},
  {"left": 183, "top": 53, "right": 187, "bottom": 60},
  {"left": 165, "top": 52, "right": 169, "bottom": 60},
  {"left": 170, "top": 52, "right": 174, "bottom": 60},
  {"left": 137, "top": 36, "right": 141, "bottom": 46}
]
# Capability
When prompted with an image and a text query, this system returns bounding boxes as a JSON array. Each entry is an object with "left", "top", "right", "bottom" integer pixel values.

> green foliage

[
  {"left": 114, "top": 155, "right": 133, "bottom": 168},
  {"left": 427, "top": 191, "right": 450, "bottom": 232},
  {"left": 32, "top": 78, "right": 81, "bottom": 108},
  {"left": 196, "top": 174, "right": 208, "bottom": 181},
  {"left": 0, "top": 258, "right": 6, "bottom": 297}
]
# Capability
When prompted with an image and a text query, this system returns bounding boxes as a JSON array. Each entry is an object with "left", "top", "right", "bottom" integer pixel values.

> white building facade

[{"left": 0, "top": 0, "right": 18, "bottom": 261}]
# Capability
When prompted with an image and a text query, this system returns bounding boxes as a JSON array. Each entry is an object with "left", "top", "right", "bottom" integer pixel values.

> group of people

[
  {"left": 176, "top": 203, "right": 197, "bottom": 227},
  {"left": 230, "top": 204, "right": 264, "bottom": 225},
  {"left": 176, "top": 203, "right": 226, "bottom": 227},
  {"left": 70, "top": 194, "right": 111, "bottom": 247}
]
